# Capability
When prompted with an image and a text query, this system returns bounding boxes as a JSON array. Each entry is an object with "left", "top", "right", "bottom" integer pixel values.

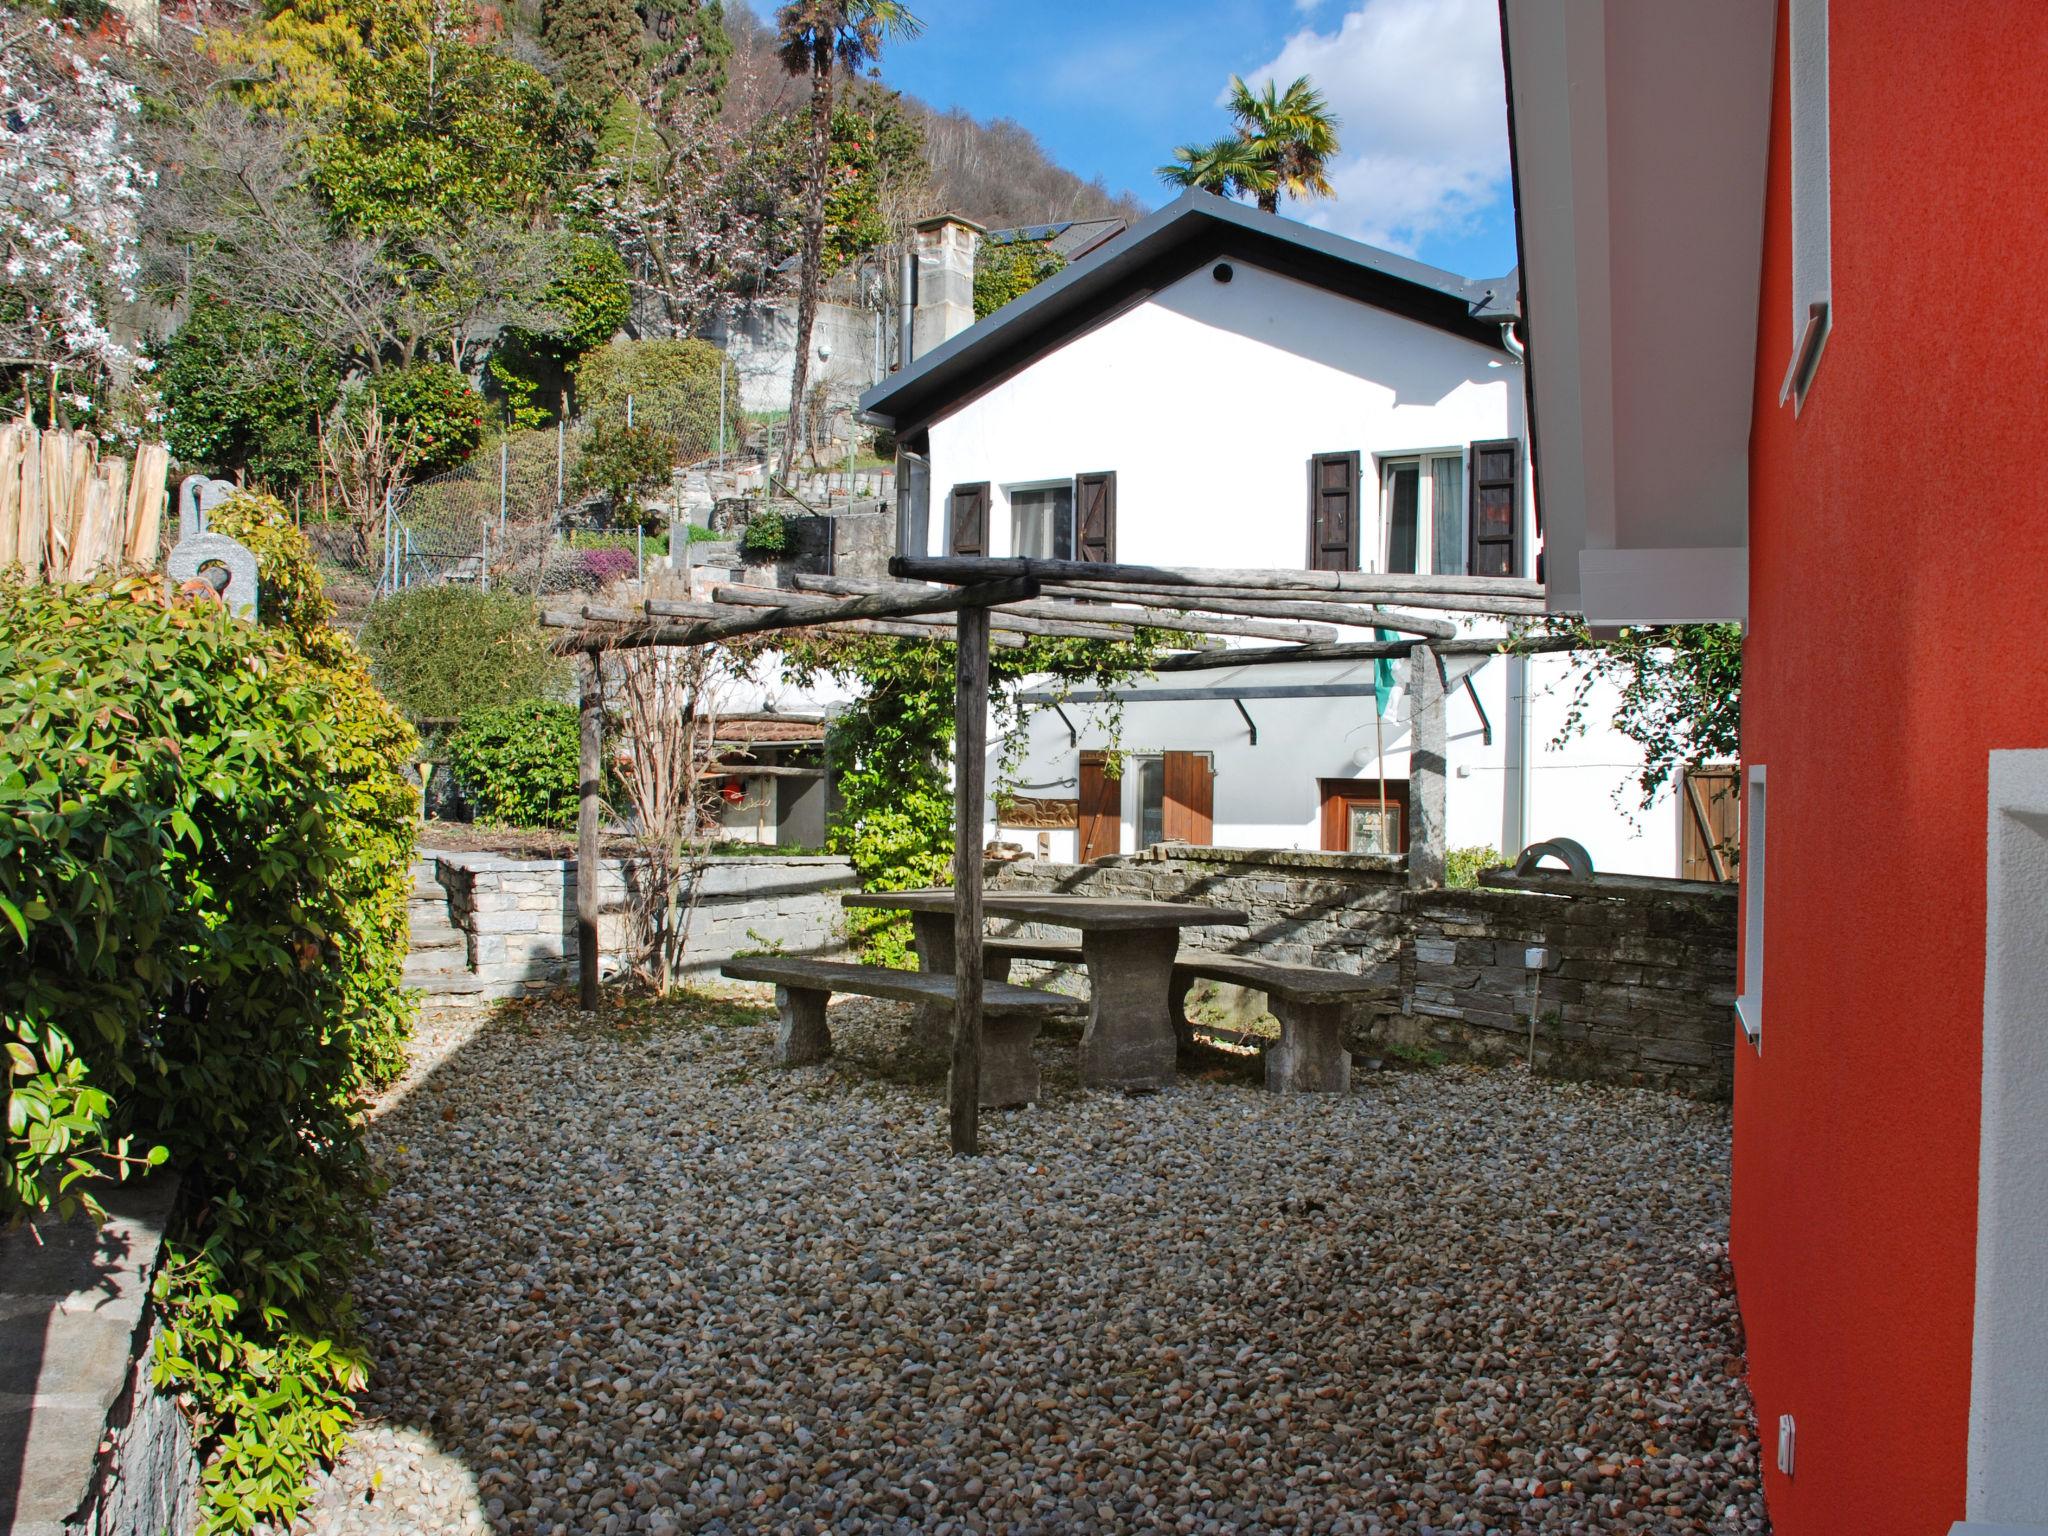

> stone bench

[
  {"left": 1170, "top": 956, "right": 1392, "bottom": 1094},
  {"left": 720, "top": 957, "right": 1084, "bottom": 1106}
]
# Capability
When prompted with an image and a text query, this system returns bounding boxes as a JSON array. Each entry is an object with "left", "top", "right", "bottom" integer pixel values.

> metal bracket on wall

[
  {"left": 1052, "top": 703, "right": 1077, "bottom": 749},
  {"left": 1232, "top": 697, "right": 1258, "bottom": 746},
  {"left": 1463, "top": 674, "right": 1492, "bottom": 746}
]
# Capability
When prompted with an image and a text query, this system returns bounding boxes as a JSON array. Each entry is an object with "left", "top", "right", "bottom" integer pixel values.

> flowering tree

[
  {"left": 0, "top": 14, "right": 151, "bottom": 390},
  {"left": 576, "top": 82, "right": 794, "bottom": 338}
]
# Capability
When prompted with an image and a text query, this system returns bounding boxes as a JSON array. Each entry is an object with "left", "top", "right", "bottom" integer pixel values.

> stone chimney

[{"left": 909, "top": 214, "right": 984, "bottom": 360}]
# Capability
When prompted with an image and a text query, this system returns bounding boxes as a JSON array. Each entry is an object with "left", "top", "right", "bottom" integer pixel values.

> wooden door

[
  {"left": 1320, "top": 777, "right": 1410, "bottom": 854},
  {"left": 1681, "top": 765, "right": 1741, "bottom": 881},
  {"left": 1307, "top": 451, "right": 1360, "bottom": 571},
  {"left": 947, "top": 482, "right": 990, "bottom": 556},
  {"left": 1161, "top": 751, "right": 1214, "bottom": 845},
  {"left": 1077, "top": 751, "right": 1121, "bottom": 862},
  {"left": 1075, "top": 471, "right": 1116, "bottom": 562}
]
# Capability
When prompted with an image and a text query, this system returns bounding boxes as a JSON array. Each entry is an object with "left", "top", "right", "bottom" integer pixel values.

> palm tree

[
  {"left": 775, "top": 0, "right": 921, "bottom": 479},
  {"left": 1156, "top": 135, "right": 1271, "bottom": 206},
  {"left": 1157, "top": 74, "right": 1340, "bottom": 216},
  {"left": 1229, "top": 75, "right": 1340, "bottom": 213}
]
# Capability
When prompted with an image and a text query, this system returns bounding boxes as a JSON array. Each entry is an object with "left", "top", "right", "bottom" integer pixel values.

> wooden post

[
  {"left": 950, "top": 606, "right": 990, "bottom": 1154},
  {"left": 577, "top": 653, "right": 603, "bottom": 1010},
  {"left": 1408, "top": 645, "right": 1448, "bottom": 887}
]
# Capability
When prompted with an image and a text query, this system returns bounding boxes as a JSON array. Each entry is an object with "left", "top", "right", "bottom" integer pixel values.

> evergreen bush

[
  {"left": 357, "top": 585, "right": 569, "bottom": 723},
  {"left": 447, "top": 700, "right": 583, "bottom": 828},
  {"left": 573, "top": 338, "right": 742, "bottom": 460},
  {"left": 1, "top": 497, "right": 417, "bottom": 1532}
]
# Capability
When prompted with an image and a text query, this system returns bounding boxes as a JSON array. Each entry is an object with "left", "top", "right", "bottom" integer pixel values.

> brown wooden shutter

[
  {"left": 947, "top": 482, "right": 990, "bottom": 556},
  {"left": 1306, "top": 451, "right": 1360, "bottom": 571},
  {"left": 1467, "top": 440, "right": 1521, "bottom": 578},
  {"left": 1075, "top": 471, "right": 1116, "bottom": 562},
  {"left": 1077, "top": 751, "right": 1120, "bottom": 862},
  {"left": 1161, "top": 752, "right": 1214, "bottom": 846}
]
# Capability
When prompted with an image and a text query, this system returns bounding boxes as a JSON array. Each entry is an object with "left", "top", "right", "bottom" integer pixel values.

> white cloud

[{"left": 1242, "top": 0, "right": 1510, "bottom": 261}]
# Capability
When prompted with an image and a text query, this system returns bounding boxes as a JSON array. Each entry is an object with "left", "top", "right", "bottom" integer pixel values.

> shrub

[
  {"left": 739, "top": 507, "right": 791, "bottom": 556},
  {"left": 0, "top": 522, "right": 416, "bottom": 1531},
  {"left": 362, "top": 362, "right": 487, "bottom": 474},
  {"left": 573, "top": 338, "right": 742, "bottom": 460},
  {"left": 157, "top": 298, "right": 339, "bottom": 489},
  {"left": 580, "top": 546, "right": 638, "bottom": 587},
  {"left": 1446, "top": 844, "right": 1506, "bottom": 888},
  {"left": 574, "top": 418, "right": 674, "bottom": 525},
  {"left": 974, "top": 236, "right": 1066, "bottom": 320},
  {"left": 448, "top": 701, "right": 582, "bottom": 827},
  {"left": 356, "top": 585, "right": 568, "bottom": 723}
]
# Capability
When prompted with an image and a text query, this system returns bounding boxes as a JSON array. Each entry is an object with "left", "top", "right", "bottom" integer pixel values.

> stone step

[
  {"left": 409, "top": 924, "right": 465, "bottom": 954},
  {"left": 405, "top": 964, "right": 485, "bottom": 993}
]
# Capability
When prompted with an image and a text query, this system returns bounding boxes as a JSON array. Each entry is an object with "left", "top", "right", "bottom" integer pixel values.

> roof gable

[{"left": 860, "top": 192, "right": 1518, "bottom": 432}]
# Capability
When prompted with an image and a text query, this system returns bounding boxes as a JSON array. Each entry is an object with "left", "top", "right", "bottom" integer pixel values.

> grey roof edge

[{"left": 861, "top": 191, "right": 1520, "bottom": 427}]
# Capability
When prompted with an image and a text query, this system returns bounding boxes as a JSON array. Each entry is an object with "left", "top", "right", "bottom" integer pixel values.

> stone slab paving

[{"left": 295, "top": 998, "right": 1766, "bottom": 1536}]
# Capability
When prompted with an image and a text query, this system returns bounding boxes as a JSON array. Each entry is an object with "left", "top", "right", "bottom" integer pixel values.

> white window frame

[
  {"left": 1735, "top": 763, "right": 1766, "bottom": 1050},
  {"left": 1002, "top": 479, "right": 1075, "bottom": 561},
  {"left": 1969, "top": 749, "right": 2048, "bottom": 1525},
  {"left": 1781, "top": 0, "right": 1831, "bottom": 412},
  {"left": 1374, "top": 448, "right": 1466, "bottom": 577}
]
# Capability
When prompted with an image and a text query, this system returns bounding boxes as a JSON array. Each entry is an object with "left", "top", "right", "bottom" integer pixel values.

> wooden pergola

[{"left": 545, "top": 554, "right": 1556, "bottom": 1153}]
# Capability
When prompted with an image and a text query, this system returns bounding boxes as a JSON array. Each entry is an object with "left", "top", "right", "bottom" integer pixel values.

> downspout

[{"left": 898, "top": 247, "right": 917, "bottom": 370}]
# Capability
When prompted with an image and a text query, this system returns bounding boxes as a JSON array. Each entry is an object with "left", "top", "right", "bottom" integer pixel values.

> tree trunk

[{"left": 783, "top": 59, "right": 835, "bottom": 484}]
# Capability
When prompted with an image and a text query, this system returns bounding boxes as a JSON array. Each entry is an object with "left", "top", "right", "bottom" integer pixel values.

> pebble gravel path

[{"left": 296, "top": 994, "right": 1766, "bottom": 1536}]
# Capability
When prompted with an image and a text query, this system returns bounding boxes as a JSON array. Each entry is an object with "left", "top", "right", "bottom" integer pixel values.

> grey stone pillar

[{"left": 1408, "top": 645, "right": 1448, "bottom": 888}]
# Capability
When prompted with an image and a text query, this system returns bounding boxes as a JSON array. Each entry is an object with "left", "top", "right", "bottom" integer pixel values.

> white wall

[
  {"left": 921, "top": 259, "right": 1528, "bottom": 571},
  {"left": 984, "top": 653, "right": 1683, "bottom": 877}
]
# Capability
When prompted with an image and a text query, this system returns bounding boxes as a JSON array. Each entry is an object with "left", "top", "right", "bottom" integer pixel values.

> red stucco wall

[{"left": 1734, "top": 6, "right": 2048, "bottom": 1534}]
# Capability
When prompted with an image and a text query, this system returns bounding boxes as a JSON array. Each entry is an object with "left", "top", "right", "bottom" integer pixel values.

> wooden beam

[
  {"left": 692, "top": 585, "right": 1151, "bottom": 644},
  {"left": 1037, "top": 583, "right": 1457, "bottom": 639},
  {"left": 547, "top": 576, "right": 1042, "bottom": 652},
  {"left": 1143, "top": 632, "right": 1593, "bottom": 672},
  {"left": 1045, "top": 578, "right": 1548, "bottom": 619},
  {"left": 892, "top": 555, "right": 1544, "bottom": 600},
  {"left": 787, "top": 574, "right": 1340, "bottom": 646},
  {"left": 576, "top": 654, "right": 603, "bottom": 1011},
  {"left": 552, "top": 605, "right": 1032, "bottom": 650},
  {"left": 950, "top": 605, "right": 990, "bottom": 1156}
]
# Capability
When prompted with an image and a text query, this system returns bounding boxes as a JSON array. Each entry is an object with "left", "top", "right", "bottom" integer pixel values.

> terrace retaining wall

[
  {"left": 425, "top": 851, "right": 856, "bottom": 1002},
  {"left": 988, "top": 847, "right": 1738, "bottom": 1099}
]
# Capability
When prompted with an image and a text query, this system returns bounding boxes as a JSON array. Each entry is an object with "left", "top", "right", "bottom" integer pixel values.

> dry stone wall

[
  {"left": 989, "top": 847, "right": 1737, "bottom": 1100},
  {"left": 425, "top": 851, "right": 855, "bottom": 1002}
]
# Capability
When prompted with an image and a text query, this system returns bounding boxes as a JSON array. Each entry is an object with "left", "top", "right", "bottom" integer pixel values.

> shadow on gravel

[{"left": 307, "top": 987, "right": 1769, "bottom": 1536}]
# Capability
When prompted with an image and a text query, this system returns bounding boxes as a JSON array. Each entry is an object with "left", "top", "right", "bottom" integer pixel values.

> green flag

[{"left": 1373, "top": 629, "right": 1397, "bottom": 716}]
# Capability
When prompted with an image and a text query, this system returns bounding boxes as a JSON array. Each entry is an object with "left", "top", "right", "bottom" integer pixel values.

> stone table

[{"left": 842, "top": 890, "right": 1249, "bottom": 1092}]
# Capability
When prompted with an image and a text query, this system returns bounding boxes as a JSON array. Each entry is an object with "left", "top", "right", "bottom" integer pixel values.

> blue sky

[{"left": 740, "top": 0, "right": 1518, "bottom": 280}]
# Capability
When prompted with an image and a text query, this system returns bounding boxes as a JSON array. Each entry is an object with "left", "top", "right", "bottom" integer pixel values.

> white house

[{"left": 858, "top": 193, "right": 1707, "bottom": 877}]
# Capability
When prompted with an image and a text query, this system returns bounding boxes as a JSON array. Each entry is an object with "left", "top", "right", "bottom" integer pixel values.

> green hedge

[
  {"left": 447, "top": 700, "right": 583, "bottom": 828},
  {"left": 1, "top": 493, "right": 418, "bottom": 1533}
]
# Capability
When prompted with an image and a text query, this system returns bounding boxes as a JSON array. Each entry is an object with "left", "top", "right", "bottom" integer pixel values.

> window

[
  {"left": 1320, "top": 778, "right": 1409, "bottom": 854},
  {"left": 1128, "top": 752, "right": 1214, "bottom": 849},
  {"left": 1782, "top": 0, "right": 1830, "bottom": 410},
  {"left": 1009, "top": 483, "right": 1074, "bottom": 560},
  {"left": 897, "top": 449, "right": 930, "bottom": 557},
  {"left": 1736, "top": 764, "right": 1765, "bottom": 1048},
  {"left": 1376, "top": 452, "right": 1468, "bottom": 576}
]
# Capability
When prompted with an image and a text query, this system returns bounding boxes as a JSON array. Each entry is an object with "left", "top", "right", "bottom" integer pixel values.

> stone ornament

[{"left": 164, "top": 475, "right": 258, "bottom": 621}]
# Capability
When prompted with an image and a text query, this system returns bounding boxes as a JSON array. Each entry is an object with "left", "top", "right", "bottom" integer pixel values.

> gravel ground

[{"left": 296, "top": 993, "right": 1765, "bottom": 1536}]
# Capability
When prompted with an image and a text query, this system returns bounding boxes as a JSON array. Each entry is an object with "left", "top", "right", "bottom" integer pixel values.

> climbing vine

[
  {"left": 780, "top": 630, "right": 1166, "bottom": 965},
  {"left": 1540, "top": 620, "right": 1743, "bottom": 809}
]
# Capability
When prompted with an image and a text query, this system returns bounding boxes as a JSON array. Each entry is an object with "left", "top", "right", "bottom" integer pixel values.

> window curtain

[{"left": 1431, "top": 455, "right": 1466, "bottom": 575}]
